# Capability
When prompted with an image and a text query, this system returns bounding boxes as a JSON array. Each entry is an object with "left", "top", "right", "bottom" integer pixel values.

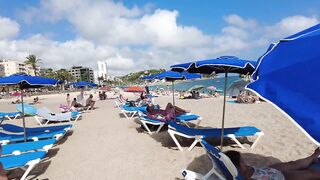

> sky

[{"left": 0, "top": 0, "right": 319, "bottom": 76}]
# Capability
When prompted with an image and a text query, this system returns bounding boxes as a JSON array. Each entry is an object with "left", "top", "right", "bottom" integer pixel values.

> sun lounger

[
  {"left": 0, "top": 151, "right": 47, "bottom": 180},
  {"left": 120, "top": 105, "right": 147, "bottom": 119},
  {"left": 181, "top": 140, "right": 242, "bottom": 180},
  {"left": 0, "top": 124, "right": 72, "bottom": 133},
  {"left": 0, "top": 129, "right": 67, "bottom": 145},
  {"left": 167, "top": 122, "right": 264, "bottom": 151},
  {"left": 138, "top": 112, "right": 202, "bottom": 135},
  {"left": 2, "top": 139, "right": 56, "bottom": 156},
  {"left": 35, "top": 107, "right": 81, "bottom": 125},
  {"left": 0, "top": 112, "right": 21, "bottom": 120}
]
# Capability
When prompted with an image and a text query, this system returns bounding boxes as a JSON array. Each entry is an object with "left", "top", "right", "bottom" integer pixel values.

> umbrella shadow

[{"left": 178, "top": 152, "right": 282, "bottom": 179}]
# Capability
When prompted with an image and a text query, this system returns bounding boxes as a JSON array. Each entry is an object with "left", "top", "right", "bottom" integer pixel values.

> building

[
  {"left": 96, "top": 60, "right": 114, "bottom": 81},
  {"left": 0, "top": 59, "right": 27, "bottom": 76},
  {"left": 69, "top": 66, "right": 94, "bottom": 82}
]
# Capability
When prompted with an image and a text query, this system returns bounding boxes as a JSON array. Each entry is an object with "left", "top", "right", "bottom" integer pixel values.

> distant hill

[{"left": 119, "top": 69, "right": 166, "bottom": 84}]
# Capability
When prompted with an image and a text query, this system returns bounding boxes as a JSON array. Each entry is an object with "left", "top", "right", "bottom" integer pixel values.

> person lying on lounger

[
  {"left": 225, "top": 148, "right": 320, "bottom": 180},
  {"left": 146, "top": 103, "right": 189, "bottom": 121}
]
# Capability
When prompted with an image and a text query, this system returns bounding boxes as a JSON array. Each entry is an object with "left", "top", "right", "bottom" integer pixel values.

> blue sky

[{"left": 0, "top": 0, "right": 318, "bottom": 74}]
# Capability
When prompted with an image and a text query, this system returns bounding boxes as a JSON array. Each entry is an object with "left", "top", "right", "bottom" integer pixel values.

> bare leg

[
  {"left": 271, "top": 148, "right": 320, "bottom": 172},
  {"left": 283, "top": 170, "right": 320, "bottom": 180}
]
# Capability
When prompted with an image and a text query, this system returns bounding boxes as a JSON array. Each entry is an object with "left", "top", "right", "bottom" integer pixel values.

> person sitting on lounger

[
  {"left": 146, "top": 103, "right": 189, "bottom": 121},
  {"left": 86, "top": 94, "right": 95, "bottom": 109},
  {"left": 225, "top": 148, "right": 320, "bottom": 180}
]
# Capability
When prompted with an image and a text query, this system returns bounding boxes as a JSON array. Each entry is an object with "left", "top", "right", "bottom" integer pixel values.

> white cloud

[
  {"left": 0, "top": 16, "right": 20, "bottom": 39},
  {"left": 0, "top": 1, "right": 318, "bottom": 76}
]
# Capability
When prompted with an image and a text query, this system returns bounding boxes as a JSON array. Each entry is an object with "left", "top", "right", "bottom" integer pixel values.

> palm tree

[{"left": 25, "top": 54, "right": 41, "bottom": 76}]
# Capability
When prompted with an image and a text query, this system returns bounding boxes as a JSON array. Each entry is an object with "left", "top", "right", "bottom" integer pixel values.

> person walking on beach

[{"left": 66, "top": 93, "right": 71, "bottom": 106}]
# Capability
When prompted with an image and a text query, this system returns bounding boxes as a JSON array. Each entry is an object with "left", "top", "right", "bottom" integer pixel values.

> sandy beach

[{"left": 1, "top": 92, "right": 316, "bottom": 179}]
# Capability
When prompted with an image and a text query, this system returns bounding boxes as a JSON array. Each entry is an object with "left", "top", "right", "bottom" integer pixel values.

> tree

[
  {"left": 55, "top": 69, "right": 74, "bottom": 83},
  {"left": 25, "top": 54, "right": 41, "bottom": 76},
  {"left": 98, "top": 76, "right": 104, "bottom": 85}
]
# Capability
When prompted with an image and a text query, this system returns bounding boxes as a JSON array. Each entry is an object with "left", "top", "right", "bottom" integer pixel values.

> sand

[{"left": 1, "top": 91, "right": 316, "bottom": 179}]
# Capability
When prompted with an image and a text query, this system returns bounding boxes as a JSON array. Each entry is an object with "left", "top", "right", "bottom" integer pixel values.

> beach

[{"left": 2, "top": 92, "right": 316, "bottom": 179}]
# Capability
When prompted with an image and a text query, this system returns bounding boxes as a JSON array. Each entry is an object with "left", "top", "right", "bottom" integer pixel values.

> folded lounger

[
  {"left": 35, "top": 107, "right": 81, "bottom": 126},
  {"left": 0, "top": 112, "right": 21, "bottom": 120},
  {"left": 181, "top": 140, "right": 243, "bottom": 180},
  {"left": 0, "top": 151, "right": 47, "bottom": 180},
  {"left": 138, "top": 113, "right": 202, "bottom": 135},
  {"left": 0, "top": 129, "right": 67, "bottom": 145},
  {"left": 167, "top": 122, "right": 264, "bottom": 151},
  {"left": 2, "top": 139, "right": 57, "bottom": 156},
  {"left": 0, "top": 123, "right": 72, "bottom": 134},
  {"left": 120, "top": 105, "right": 147, "bottom": 119}
]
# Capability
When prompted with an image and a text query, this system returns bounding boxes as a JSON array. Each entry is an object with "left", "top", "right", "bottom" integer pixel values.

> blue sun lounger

[
  {"left": 0, "top": 129, "right": 67, "bottom": 144},
  {"left": 0, "top": 112, "right": 21, "bottom": 120},
  {"left": 2, "top": 139, "right": 57, "bottom": 156},
  {"left": 181, "top": 140, "right": 243, "bottom": 180},
  {"left": 168, "top": 122, "right": 264, "bottom": 151},
  {"left": 0, "top": 151, "right": 47, "bottom": 180},
  {"left": 138, "top": 112, "right": 202, "bottom": 135},
  {"left": 0, "top": 124, "right": 72, "bottom": 133},
  {"left": 120, "top": 105, "right": 147, "bottom": 119}
]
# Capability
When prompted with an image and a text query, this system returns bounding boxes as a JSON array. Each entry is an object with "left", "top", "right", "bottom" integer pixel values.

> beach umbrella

[
  {"left": 171, "top": 56, "right": 256, "bottom": 149},
  {"left": 207, "top": 86, "right": 217, "bottom": 91},
  {"left": 0, "top": 74, "right": 58, "bottom": 141},
  {"left": 124, "top": 86, "right": 146, "bottom": 93},
  {"left": 228, "top": 79, "right": 250, "bottom": 96},
  {"left": 247, "top": 24, "right": 320, "bottom": 146},
  {"left": 141, "top": 71, "right": 201, "bottom": 106},
  {"left": 188, "top": 85, "right": 205, "bottom": 92},
  {"left": 100, "top": 86, "right": 111, "bottom": 91},
  {"left": 71, "top": 81, "right": 97, "bottom": 87}
]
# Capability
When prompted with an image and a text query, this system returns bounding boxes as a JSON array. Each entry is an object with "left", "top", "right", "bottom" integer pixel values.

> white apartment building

[
  {"left": 0, "top": 59, "right": 41, "bottom": 76},
  {"left": 97, "top": 60, "right": 113, "bottom": 81}
]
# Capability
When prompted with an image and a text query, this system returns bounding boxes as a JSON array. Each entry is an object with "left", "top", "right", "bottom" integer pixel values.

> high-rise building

[
  {"left": 97, "top": 60, "right": 113, "bottom": 81},
  {"left": 0, "top": 59, "right": 27, "bottom": 76},
  {"left": 69, "top": 66, "right": 94, "bottom": 82}
]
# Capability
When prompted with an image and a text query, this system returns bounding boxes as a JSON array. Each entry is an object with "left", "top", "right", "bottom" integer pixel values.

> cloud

[
  {"left": 0, "top": 16, "right": 20, "bottom": 39},
  {"left": 1, "top": 1, "right": 318, "bottom": 76}
]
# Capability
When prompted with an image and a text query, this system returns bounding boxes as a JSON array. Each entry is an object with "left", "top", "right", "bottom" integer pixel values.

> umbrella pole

[
  {"left": 220, "top": 72, "right": 228, "bottom": 150},
  {"left": 172, "top": 81, "right": 176, "bottom": 120},
  {"left": 20, "top": 86, "right": 27, "bottom": 142}
]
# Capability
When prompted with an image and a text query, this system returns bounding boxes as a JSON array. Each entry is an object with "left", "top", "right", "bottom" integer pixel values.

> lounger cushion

[
  {"left": 0, "top": 151, "right": 46, "bottom": 169},
  {"left": 168, "top": 122, "right": 260, "bottom": 137},
  {"left": 2, "top": 139, "right": 56, "bottom": 155},
  {"left": 0, "top": 124, "right": 72, "bottom": 133}
]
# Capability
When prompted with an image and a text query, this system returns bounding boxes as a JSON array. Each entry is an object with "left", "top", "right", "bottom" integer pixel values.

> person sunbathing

[
  {"left": 71, "top": 98, "right": 83, "bottom": 108},
  {"left": 146, "top": 103, "right": 189, "bottom": 121},
  {"left": 225, "top": 148, "right": 320, "bottom": 180}
]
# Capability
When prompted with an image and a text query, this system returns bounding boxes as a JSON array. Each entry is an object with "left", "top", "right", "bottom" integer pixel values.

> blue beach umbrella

[
  {"left": 0, "top": 74, "right": 58, "bottom": 141},
  {"left": 70, "top": 81, "right": 97, "bottom": 87},
  {"left": 141, "top": 71, "right": 201, "bottom": 106},
  {"left": 171, "top": 56, "right": 257, "bottom": 149},
  {"left": 247, "top": 24, "right": 320, "bottom": 146}
]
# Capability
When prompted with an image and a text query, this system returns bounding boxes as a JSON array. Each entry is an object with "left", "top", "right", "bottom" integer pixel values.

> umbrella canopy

[
  {"left": 228, "top": 79, "right": 250, "bottom": 96},
  {"left": 188, "top": 85, "right": 205, "bottom": 92},
  {"left": 171, "top": 56, "right": 257, "bottom": 74},
  {"left": 171, "top": 56, "right": 257, "bottom": 149},
  {"left": 100, "top": 86, "right": 112, "bottom": 91},
  {"left": 0, "top": 74, "right": 58, "bottom": 88},
  {"left": 70, "top": 81, "right": 97, "bottom": 87},
  {"left": 207, "top": 86, "right": 217, "bottom": 91},
  {"left": 124, "top": 86, "right": 146, "bottom": 93},
  {"left": 0, "top": 74, "right": 58, "bottom": 142},
  {"left": 247, "top": 24, "right": 320, "bottom": 145},
  {"left": 141, "top": 71, "right": 201, "bottom": 81}
]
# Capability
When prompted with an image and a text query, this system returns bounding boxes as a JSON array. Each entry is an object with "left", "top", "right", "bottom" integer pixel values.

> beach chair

[
  {"left": 119, "top": 105, "right": 147, "bottom": 119},
  {"left": 0, "top": 151, "right": 48, "bottom": 180},
  {"left": 2, "top": 139, "right": 56, "bottom": 156},
  {"left": 181, "top": 140, "right": 243, "bottom": 180},
  {"left": 35, "top": 107, "right": 80, "bottom": 126},
  {"left": 0, "top": 129, "right": 67, "bottom": 145},
  {"left": 137, "top": 112, "right": 202, "bottom": 135},
  {"left": 0, "top": 112, "right": 21, "bottom": 120},
  {"left": 0, "top": 123, "right": 72, "bottom": 133},
  {"left": 167, "top": 122, "right": 264, "bottom": 151}
]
